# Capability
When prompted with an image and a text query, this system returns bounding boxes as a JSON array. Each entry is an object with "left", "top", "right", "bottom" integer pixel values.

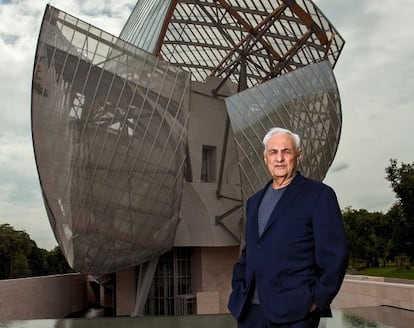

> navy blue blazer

[{"left": 228, "top": 172, "right": 349, "bottom": 324}]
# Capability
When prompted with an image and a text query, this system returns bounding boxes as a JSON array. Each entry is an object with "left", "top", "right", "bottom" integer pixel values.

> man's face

[{"left": 264, "top": 133, "right": 302, "bottom": 182}]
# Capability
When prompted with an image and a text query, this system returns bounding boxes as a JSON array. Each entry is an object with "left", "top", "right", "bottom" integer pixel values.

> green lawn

[{"left": 357, "top": 267, "right": 414, "bottom": 280}]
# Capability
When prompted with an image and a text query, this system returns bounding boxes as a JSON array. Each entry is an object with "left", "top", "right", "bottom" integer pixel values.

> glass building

[{"left": 31, "top": 0, "right": 344, "bottom": 317}]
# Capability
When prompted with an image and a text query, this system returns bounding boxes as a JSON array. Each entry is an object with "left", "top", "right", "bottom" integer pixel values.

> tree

[
  {"left": 342, "top": 207, "right": 391, "bottom": 269},
  {"left": 13, "top": 253, "right": 30, "bottom": 278},
  {"left": 385, "top": 203, "right": 405, "bottom": 260},
  {"left": 343, "top": 208, "right": 374, "bottom": 268},
  {"left": 0, "top": 224, "right": 73, "bottom": 279},
  {"left": 28, "top": 240, "right": 48, "bottom": 276},
  {"left": 45, "top": 246, "right": 74, "bottom": 275},
  {"left": 0, "top": 224, "right": 32, "bottom": 278},
  {"left": 385, "top": 159, "right": 414, "bottom": 260}
]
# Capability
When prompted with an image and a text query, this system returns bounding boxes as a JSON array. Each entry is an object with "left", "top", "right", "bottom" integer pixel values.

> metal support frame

[
  {"left": 131, "top": 257, "right": 159, "bottom": 317},
  {"left": 215, "top": 203, "right": 242, "bottom": 242}
]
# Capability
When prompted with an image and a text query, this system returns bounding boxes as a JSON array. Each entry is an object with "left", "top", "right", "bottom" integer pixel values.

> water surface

[{"left": 1, "top": 307, "right": 412, "bottom": 328}]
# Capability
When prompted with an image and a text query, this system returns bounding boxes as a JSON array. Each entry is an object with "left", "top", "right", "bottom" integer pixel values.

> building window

[
  {"left": 145, "top": 248, "right": 194, "bottom": 315},
  {"left": 201, "top": 145, "right": 216, "bottom": 182}
]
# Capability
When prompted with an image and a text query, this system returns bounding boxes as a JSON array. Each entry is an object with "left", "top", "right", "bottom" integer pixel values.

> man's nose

[{"left": 276, "top": 153, "right": 284, "bottom": 162}]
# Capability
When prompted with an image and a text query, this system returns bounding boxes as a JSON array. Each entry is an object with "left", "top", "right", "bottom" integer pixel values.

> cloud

[
  {"left": 0, "top": 133, "right": 52, "bottom": 247},
  {"left": 317, "top": 0, "right": 414, "bottom": 213},
  {"left": 0, "top": 0, "right": 137, "bottom": 249},
  {"left": 1, "top": 0, "right": 413, "bottom": 249},
  {"left": 329, "top": 162, "right": 350, "bottom": 173}
]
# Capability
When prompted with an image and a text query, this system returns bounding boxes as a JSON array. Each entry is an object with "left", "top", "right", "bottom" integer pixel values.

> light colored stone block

[
  {"left": 333, "top": 276, "right": 414, "bottom": 311},
  {"left": 0, "top": 274, "right": 88, "bottom": 320},
  {"left": 196, "top": 291, "right": 220, "bottom": 314}
]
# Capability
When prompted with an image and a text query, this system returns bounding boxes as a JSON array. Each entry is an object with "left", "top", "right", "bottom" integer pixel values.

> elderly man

[{"left": 228, "top": 127, "right": 348, "bottom": 328}]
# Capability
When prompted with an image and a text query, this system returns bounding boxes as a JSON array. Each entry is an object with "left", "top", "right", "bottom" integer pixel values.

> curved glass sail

[
  {"left": 32, "top": 6, "right": 191, "bottom": 274},
  {"left": 119, "top": 0, "right": 172, "bottom": 53},
  {"left": 225, "top": 60, "right": 341, "bottom": 200},
  {"left": 120, "top": 0, "right": 345, "bottom": 89},
  {"left": 31, "top": 0, "right": 346, "bottom": 275}
]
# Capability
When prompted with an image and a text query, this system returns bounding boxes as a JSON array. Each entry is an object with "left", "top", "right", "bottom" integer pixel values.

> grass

[{"left": 357, "top": 266, "right": 414, "bottom": 280}]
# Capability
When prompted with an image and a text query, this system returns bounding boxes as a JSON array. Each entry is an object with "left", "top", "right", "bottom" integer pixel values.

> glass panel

[
  {"left": 145, "top": 248, "right": 194, "bottom": 316},
  {"left": 201, "top": 145, "right": 216, "bottom": 183},
  {"left": 32, "top": 6, "right": 191, "bottom": 274},
  {"left": 118, "top": 0, "right": 345, "bottom": 89},
  {"left": 119, "top": 0, "right": 172, "bottom": 53},
  {"left": 225, "top": 60, "right": 341, "bottom": 201}
]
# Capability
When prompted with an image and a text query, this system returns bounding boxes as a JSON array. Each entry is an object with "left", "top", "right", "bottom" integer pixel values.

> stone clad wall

[
  {"left": 194, "top": 246, "right": 239, "bottom": 314},
  {"left": 116, "top": 267, "right": 136, "bottom": 316},
  {"left": 1, "top": 272, "right": 413, "bottom": 319},
  {"left": 332, "top": 275, "right": 414, "bottom": 311},
  {"left": 0, "top": 273, "right": 88, "bottom": 320}
]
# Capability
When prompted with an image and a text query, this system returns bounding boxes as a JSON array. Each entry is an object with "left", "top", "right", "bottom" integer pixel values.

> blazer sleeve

[
  {"left": 228, "top": 245, "right": 248, "bottom": 319},
  {"left": 312, "top": 186, "right": 349, "bottom": 309},
  {"left": 231, "top": 195, "right": 255, "bottom": 291},
  {"left": 231, "top": 245, "right": 247, "bottom": 290}
]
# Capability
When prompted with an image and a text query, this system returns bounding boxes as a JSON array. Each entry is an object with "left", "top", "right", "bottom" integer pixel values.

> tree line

[
  {"left": 1, "top": 159, "right": 413, "bottom": 279},
  {"left": 0, "top": 223, "right": 73, "bottom": 279},
  {"left": 343, "top": 159, "right": 413, "bottom": 270}
]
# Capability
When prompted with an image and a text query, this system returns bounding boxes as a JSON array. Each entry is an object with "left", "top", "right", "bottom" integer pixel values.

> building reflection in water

[{"left": 2, "top": 307, "right": 413, "bottom": 328}]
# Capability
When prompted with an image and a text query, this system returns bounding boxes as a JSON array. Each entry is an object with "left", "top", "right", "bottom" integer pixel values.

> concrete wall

[
  {"left": 174, "top": 77, "right": 242, "bottom": 248},
  {"left": 116, "top": 267, "right": 136, "bottom": 316},
  {"left": 2, "top": 271, "right": 413, "bottom": 319},
  {"left": 193, "top": 246, "right": 239, "bottom": 314},
  {"left": 0, "top": 273, "right": 88, "bottom": 320},
  {"left": 332, "top": 275, "right": 414, "bottom": 311}
]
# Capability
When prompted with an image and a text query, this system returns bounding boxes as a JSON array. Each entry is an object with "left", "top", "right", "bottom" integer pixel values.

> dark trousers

[{"left": 238, "top": 304, "right": 321, "bottom": 328}]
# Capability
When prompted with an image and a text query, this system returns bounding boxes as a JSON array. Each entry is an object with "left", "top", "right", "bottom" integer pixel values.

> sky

[{"left": 0, "top": 0, "right": 413, "bottom": 250}]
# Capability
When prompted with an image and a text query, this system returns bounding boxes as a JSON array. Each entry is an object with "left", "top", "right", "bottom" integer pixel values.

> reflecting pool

[{"left": 0, "top": 307, "right": 412, "bottom": 328}]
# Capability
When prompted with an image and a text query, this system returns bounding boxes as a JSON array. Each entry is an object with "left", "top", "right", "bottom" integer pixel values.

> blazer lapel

[
  {"left": 260, "top": 172, "right": 306, "bottom": 237},
  {"left": 249, "top": 180, "right": 272, "bottom": 241}
]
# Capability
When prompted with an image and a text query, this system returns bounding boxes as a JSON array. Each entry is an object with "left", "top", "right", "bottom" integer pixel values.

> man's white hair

[{"left": 262, "top": 127, "right": 301, "bottom": 152}]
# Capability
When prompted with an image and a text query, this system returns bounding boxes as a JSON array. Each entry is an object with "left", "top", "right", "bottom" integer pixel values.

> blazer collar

[{"left": 257, "top": 171, "right": 306, "bottom": 237}]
